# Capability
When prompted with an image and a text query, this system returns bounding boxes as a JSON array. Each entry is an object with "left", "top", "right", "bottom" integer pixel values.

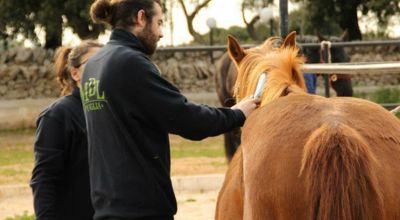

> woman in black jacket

[{"left": 30, "top": 40, "right": 102, "bottom": 220}]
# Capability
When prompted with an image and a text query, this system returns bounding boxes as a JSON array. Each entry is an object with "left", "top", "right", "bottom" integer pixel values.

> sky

[
  {"left": 95, "top": 0, "right": 290, "bottom": 46},
  {"left": 94, "top": 0, "right": 400, "bottom": 46},
  {"left": 26, "top": 0, "right": 400, "bottom": 47}
]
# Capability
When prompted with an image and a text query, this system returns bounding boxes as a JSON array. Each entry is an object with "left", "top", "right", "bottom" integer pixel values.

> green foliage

[
  {"left": 290, "top": 0, "right": 400, "bottom": 40},
  {"left": 372, "top": 87, "right": 400, "bottom": 103},
  {"left": 191, "top": 26, "right": 252, "bottom": 45},
  {"left": 359, "top": 0, "right": 400, "bottom": 23},
  {"left": 288, "top": 8, "right": 342, "bottom": 36},
  {"left": 5, "top": 211, "right": 35, "bottom": 220},
  {"left": 0, "top": 0, "right": 105, "bottom": 48},
  {"left": 194, "top": 21, "right": 282, "bottom": 46},
  {"left": 353, "top": 90, "right": 369, "bottom": 100},
  {"left": 242, "top": 0, "right": 272, "bottom": 12},
  {"left": 361, "top": 30, "right": 390, "bottom": 40}
]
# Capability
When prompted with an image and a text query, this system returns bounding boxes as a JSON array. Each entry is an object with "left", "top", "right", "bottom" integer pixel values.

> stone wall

[
  {"left": 153, "top": 51, "right": 224, "bottom": 93},
  {"left": 348, "top": 47, "right": 400, "bottom": 86},
  {"left": 0, "top": 48, "right": 58, "bottom": 99},
  {"left": 0, "top": 46, "right": 399, "bottom": 100},
  {"left": 0, "top": 48, "right": 226, "bottom": 100}
]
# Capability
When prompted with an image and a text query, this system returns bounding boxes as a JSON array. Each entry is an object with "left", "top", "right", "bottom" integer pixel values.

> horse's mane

[{"left": 234, "top": 38, "right": 307, "bottom": 106}]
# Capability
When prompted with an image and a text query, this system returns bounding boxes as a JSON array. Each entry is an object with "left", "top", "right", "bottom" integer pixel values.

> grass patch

[
  {"left": 185, "top": 198, "right": 197, "bottom": 202},
  {"left": 0, "top": 129, "right": 35, "bottom": 167},
  {"left": 0, "top": 130, "right": 225, "bottom": 185},
  {"left": 5, "top": 211, "right": 35, "bottom": 220},
  {"left": 371, "top": 87, "right": 400, "bottom": 103},
  {"left": 170, "top": 135, "right": 224, "bottom": 158},
  {"left": 0, "top": 129, "right": 35, "bottom": 184},
  {"left": 353, "top": 90, "right": 369, "bottom": 100}
]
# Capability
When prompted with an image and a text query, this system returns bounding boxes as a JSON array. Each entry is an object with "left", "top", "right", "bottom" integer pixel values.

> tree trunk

[
  {"left": 241, "top": 3, "right": 260, "bottom": 42},
  {"left": 44, "top": 16, "right": 62, "bottom": 49},
  {"left": 246, "top": 17, "right": 260, "bottom": 41},
  {"left": 187, "top": 15, "right": 207, "bottom": 44},
  {"left": 338, "top": 0, "right": 362, "bottom": 40},
  {"left": 72, "top": 22, "right": 103, "bottom": 40},
  {"left": 177, "top": 0, "right": 211, "bottom": 44}
]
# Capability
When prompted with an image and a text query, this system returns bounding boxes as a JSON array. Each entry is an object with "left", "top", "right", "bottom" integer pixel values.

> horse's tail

[{"left": 300, "top": 123, "right": 384, "bottom": 220}]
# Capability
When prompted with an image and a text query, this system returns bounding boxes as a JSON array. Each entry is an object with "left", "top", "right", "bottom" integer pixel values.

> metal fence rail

[
  {"left": 156, "top": 39, "right": 400, "bottom": 105},
  {"left": 157, "top": 39, "right": 400, "bottom": 53},
  {"left": 382, "top": 103, "right": 400, "bottom": 110},
  {"left": 302, "top": 62, "right": 400, "bottom": 75}
]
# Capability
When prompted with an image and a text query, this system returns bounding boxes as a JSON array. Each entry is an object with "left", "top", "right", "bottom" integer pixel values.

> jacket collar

[
  {"left": 71, "top": 86, "right": 81, "bottom": 100},
  {"left": 108, "top": 28, "right": 147, "bottom": 54}
]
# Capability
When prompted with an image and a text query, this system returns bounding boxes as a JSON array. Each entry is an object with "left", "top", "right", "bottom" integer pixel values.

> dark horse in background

[
  {"left": 215, "top": 32, "right": 352, "bottom": 161},
  {"left": 296, "top": 31, "right": 353, "bottom": 97}
]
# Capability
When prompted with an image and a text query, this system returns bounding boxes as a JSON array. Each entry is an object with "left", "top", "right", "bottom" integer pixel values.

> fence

[
  {"left": 158, "top": 39, "right": 400, "bottom": 109},
  {"left": 157, "top": 40, "right": 400, "bottom": 52}
]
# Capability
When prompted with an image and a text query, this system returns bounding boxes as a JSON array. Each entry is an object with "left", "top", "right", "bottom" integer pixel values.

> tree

[
  {"left": 177, "top": 0, "right": 213, "bottom": 44},
  {"left": 0, "top": 0, "right": 38, "bottom": 43},
  {"left": 241, "top": 0, "right": 273, "bottom": 42},
  {"left": 292, "top": 0, "right": 400, "bottom": 40},
  {"left": 194, "top": 26, "right": 252, "bottom": 45},
  {"left": 288, "top": 7, "right": 341, "bottom": 37},
  {"left": 64, "top": 1, "right": 105, "bottom": 40},
  {"left": 0, "top": 0, "right": 105, "bottom": 49}
]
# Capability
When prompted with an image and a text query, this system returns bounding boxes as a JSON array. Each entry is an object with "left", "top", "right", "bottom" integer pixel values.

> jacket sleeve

[
  {"left": 116, "top": 57, "right": 246, "bottom": 140},
  {"left": 30, "top": 115, "right": 67, "bottom": 220}
]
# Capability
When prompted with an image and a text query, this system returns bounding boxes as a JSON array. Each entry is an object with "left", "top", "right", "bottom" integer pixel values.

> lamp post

[
  {"left": 260, "top": 7, "right": 274, "bottom": 37},
  {"left": 279, "top": 0, "right": 288, "bottom": 38},
  {"left": 206, "top": 17, "right": 217, "bottom": 63}
]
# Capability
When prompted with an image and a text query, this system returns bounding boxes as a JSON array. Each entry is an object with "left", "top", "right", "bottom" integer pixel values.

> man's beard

[{"left": 137, "top": 23, "right": 158, "bottom": 56}]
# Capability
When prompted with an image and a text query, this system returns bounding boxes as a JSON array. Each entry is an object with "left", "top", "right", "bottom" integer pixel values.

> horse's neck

[{"left": 286, "top": 85, "right": 308, "bottom": 96}]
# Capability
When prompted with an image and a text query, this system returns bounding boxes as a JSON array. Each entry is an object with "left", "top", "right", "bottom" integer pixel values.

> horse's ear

[
  {"left": 281, "top": 31, "right": 297, "bottom": 48},
  {"left": 227, "top": 35, "right": 246, "bottom": 65},
  {"left": 340, "top": 29, "right": 349, "bottom": 41}
]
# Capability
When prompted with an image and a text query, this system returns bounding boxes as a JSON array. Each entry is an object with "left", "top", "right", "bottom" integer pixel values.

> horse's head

[
  {"left": 317, "top": 30, "right": 351, "bottom": 63},
  {"left": 227, "top": 31, "right": 307, "bottom": 106}
]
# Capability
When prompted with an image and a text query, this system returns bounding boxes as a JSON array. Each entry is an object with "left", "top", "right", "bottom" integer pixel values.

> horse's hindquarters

[{"left": 240, "top": 95, "right": 400, "bottom": 219}]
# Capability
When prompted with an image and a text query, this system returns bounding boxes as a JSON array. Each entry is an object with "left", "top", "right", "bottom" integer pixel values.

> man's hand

[{"left": 231, "top": 97, "right": 261, "bottom": 118}]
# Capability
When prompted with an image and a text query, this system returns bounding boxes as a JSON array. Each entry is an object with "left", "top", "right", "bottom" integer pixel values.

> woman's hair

[
  {"left": 90, "top": 0, "right": 161, "bottom": 28},
  {"left": 54, "top": 40, "right": 102, "bottom": 96}
]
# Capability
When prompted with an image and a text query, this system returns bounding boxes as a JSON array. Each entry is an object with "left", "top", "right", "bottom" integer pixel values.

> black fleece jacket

[
  {"left": 30, "top": 87, "right": 94, "bottom": 220},
  {"left": 80, "top": 28, "right": 245, "bottom": 220}
]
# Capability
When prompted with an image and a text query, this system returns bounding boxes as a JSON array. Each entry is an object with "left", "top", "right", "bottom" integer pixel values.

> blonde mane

[{"left": 233, "top": 38, "right": 307, "bottom": 106}]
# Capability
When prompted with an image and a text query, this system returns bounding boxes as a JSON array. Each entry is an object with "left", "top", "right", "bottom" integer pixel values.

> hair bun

[{"left": 90, "top": 0, "right": 113, "bottom": 25}]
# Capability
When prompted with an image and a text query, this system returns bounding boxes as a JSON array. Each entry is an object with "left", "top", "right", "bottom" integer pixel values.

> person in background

[
  {"left": 82, "top": 0, "right": 260, "bottom": 219},
  {"left": 303, "top": 73, "right": 317, "bottom": 94},
  {"left": 30, "top": 40, "right": 102, "bottom": 220}
]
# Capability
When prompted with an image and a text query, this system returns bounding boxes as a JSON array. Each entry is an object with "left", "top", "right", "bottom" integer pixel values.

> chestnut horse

[
  {"left": 215, "top": 33, "right": 352, "bottom": 162},
  {"left": 215, "top": 32, "right": 400, "bottom": 220}
]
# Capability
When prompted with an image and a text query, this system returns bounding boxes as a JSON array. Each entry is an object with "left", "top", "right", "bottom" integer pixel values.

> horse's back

[{"left": 240, "top": 94, "right": 400, "bottom": 219}]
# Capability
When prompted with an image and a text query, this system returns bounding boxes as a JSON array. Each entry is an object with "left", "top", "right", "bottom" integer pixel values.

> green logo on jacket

[{"left": 81, "top": 78, "right": 107, "bottom": 112}]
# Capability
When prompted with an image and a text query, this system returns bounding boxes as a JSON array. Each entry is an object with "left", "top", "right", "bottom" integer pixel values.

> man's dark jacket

[
  {"left": 31, "top": 87, "right": 94, "bottom": 220},
  {"left": 80, "top": 28, "right": 245, "bottom": 220}
]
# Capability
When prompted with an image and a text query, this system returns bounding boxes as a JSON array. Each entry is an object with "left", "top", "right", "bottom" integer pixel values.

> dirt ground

[
  {"left": 0, "top": 96, "right": 227, "bottom": 219},
  {"left": 0, "top": 155, "right": 226, "bottom": 220},
  {"left": 172, "top": 157, "right": 227, "bottom": 176},
  {"left": 0, "top": 187, "right": 220, "bottom": 220}
]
